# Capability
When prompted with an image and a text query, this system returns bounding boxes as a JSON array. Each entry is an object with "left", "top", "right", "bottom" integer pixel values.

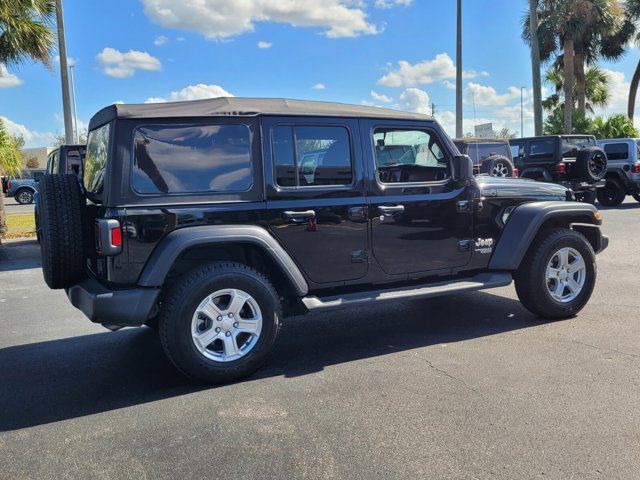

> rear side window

[
  {"left": 529, "top": 140, "right": 555, "bottom": 160},
  {"left": 272, "top": 125, "right": 352, "bottom": 187},
  {"left": 603, "top": 143, "right": 629, "bottom": 161},
  {"left": 132, "top": 124, "right": 252, "bottom": 195},
  {"left": 84, "top": 124, "right": 110, "bottom": 195}
]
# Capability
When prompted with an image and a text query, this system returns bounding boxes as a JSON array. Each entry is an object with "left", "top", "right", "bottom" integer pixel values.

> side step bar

[{"left": 302, "top": 272, "right": 512, "bottom": 312}]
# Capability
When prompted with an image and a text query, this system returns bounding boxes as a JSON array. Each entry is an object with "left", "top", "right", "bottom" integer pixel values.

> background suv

[{"left": 596, "top": 138, "right": 640, "bottom": 206}]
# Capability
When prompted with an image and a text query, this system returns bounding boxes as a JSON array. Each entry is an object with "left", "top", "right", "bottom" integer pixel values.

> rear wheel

[
  {"left": 597, "top": 177, "right": 626, "bottom": 207},
  {"left": 159, "top": 262, "right": 281, "bottom": 383},
  {"left": 632, "top": 192, "right": 640, "bottom": 203},
  {"left": 515, "top": 228, "right": 596, "bottom": 319},
  {"left": 481, "top": 155, "right": 514, "bottom": 177},
  {"left": 575, "top": 190, "right": 597, "bottom": 205},
  {"left": 576, "top": 147, "right": 607, "bottom": 182},
  {"left": 15, "top": 189, "right": 34, "bottom": 205}
]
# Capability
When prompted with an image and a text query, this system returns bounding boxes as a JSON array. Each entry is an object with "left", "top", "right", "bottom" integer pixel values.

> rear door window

[
  {"left": 84, "top": 123, "right": 111, "bottom": 195},
  {"left": 603, "top": 143, "right": 629, "bottom": 161},
  {"left": 132, "top": 124, "right": 252, "bottom": 195}
]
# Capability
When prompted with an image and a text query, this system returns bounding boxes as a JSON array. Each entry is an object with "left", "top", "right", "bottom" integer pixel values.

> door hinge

[{"left": 351, "top": 249, "right": 368, "bottom": 263}]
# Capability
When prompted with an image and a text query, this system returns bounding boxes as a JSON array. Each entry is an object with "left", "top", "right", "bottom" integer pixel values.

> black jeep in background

[
  {"left": 453, "top": 138, "right": 516, "bottom": 177},
  {"left": 509, "top": 135, "right": 607, "bottom": 203},
  {"left": 37, "top": 98, "right": 608, "bottom": 383}
]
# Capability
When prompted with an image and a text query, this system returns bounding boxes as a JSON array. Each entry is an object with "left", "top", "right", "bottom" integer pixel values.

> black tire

[
  {"left": 596, "top": 177, "right": 626, "bottom": 207},
  {"left": 159, "top": 262, "right": 281, "bottom": 383},
  {"left": 633, "top": 192, "right": 640, "bottom": 203},
  {"left": 15, "top": 188, "right": 34, "bottom": 205},
  {"left": 514, "top": 228, "right": 596, "bottom": 319},
  {"left": 575, "top": 146, "right": 607, "bottom": 182},
  {"left": 575, "top": 190, "right": 597, "bottom": 205},
  {"left": 39, "top": 174, "right": 87, "bottom": 289},
  {"left": 480, "top": 155, "right": 514, "bottom": 177}
]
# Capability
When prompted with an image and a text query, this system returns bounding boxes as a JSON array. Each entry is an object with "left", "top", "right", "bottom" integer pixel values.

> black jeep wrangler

[
  {"left": 509, "top": 135, "right": 607, "bottom": 203},
  {"left": 38, "top": 98, "right": 608, "bottom": 383},
  {"left": 453, "top": 138, "right": 516, "bottom": 177}
]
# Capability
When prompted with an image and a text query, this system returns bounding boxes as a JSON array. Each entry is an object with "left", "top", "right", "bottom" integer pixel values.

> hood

[{"left": 474, "top": 176, "right": 572, "bottom": 201}]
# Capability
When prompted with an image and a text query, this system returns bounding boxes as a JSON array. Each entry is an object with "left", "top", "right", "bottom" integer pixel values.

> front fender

[
  {"left": 489, "top": 201, "right": 601, "bottom": 270},
  {"left": 137, "top": 225, "right": 309, "bottom": 296}
]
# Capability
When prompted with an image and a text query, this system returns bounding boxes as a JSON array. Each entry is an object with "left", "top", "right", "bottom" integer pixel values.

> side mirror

[{"left": 453, "top": 154, "right": 474, "bottom": 181}]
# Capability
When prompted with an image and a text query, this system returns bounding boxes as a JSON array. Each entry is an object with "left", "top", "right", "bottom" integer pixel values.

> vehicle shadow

[
  {"left": 0, "top": 239, "right": 41, "bottom": 272},
  {"left": 0, "top": 290, "right": 548, "bottom": 431},
  {"left": 597, "top": 201, "right": 640, "bottom": 211}
]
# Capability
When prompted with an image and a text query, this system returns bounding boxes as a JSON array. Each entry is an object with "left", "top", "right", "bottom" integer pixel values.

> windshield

[
  {"left": 465, "top": 143, "right": 510, "bottom": 164},
  {"left": 562, "top": 136, "right": 595, "bottom": 155},
  {"left": 83, "top": 124, "right": 110, "bottom": 197}
]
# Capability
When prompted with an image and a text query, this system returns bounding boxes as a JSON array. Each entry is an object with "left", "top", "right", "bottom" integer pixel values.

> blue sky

[{"left": 1, "top": 0, "right": 639, "bottom": 147}]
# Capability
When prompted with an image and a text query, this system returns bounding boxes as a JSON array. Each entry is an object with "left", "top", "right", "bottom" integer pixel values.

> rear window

[
  {"left": 465, "top": 143, "right": 510, "bottom": 164},
  {"left": 132, "top": 124, "right": 252, "bottom": 195},
  {"left": 602, "top": 143, "right": 629, "bottom": 161},
  {"left": 529, "top": 140, "right": 555, "bottom": 160},
  {"left": 84, "top": 123, "right": 110, "bottom": 195}
]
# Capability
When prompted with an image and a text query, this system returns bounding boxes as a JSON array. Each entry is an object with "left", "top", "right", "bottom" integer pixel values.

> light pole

[
  {"left": 455, "top": 0, "right": 463, "bottom": 138},
  {"left": 521, "top": 87, "right": 525, "bottom": 137},
  {"left": 70, "top": 65, "right": 79, "bottom": 143},
  {"left": 55, "top": 0, "right": 73, "bottom": 145}
]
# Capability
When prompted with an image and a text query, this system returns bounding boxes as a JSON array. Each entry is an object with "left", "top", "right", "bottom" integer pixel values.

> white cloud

[
  {"left": 0, "top": 116, "right": 54, "bottom": 147},
  {"left": 312, "top": 83, "right": 326, "bottom": 90},
  {"left": 140, "top": 0, "right": 380, "bottom": 39},
  {"left": 398, "top": 87, "right": 431, "bottom": 114},
  {"left": 0, "top": 65, "right": 22, "bottom": 88},
  {"left": 176, "top": 36, "right": 185, "bottom": 42},
  {"left": 145, "top": 83, "right": 233, "bottom": 103},
  {"left": 54, "top": 55, "right": 77, "bottom": 67},
  {"left": 442, "top": 80, "right": 456, "bottom": 90},
  {"left": 375, "top": 0, "right": 413, "bottom": 8},
  {"left": 257, "top": 41, "right": 272, "bottom": 49},
  {"left": 154, "top": 35, "right": 169, "bottom": 46},
  {"left": 96, "top": 47, "right": 162, "bottom": 78},
  {"left": 465, "top": 83, "right": 532, "bottom": 107},
  {"left": 371, "top": 90, "right": 392, "bottom": 103},
  {"left": 378, "top": 54, "right": 489, "bottom": 87}
]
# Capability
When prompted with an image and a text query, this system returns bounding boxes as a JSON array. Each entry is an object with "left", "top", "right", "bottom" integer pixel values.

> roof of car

[
  {"left": 88, "top": 97, "right": 433, "bottom": 130},
  {"left": 453, "top": 138, "right": 508, "bottom": 144},
  {"left": 510, "top": 135, "right": 595, "bottom": 143}
]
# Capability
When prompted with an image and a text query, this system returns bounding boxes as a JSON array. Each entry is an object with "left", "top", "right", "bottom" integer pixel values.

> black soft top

[{"left": 88, "top": 97, "right": 432, "bottom": 131}]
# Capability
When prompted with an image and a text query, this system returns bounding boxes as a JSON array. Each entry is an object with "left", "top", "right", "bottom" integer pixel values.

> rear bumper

[{"left": 67, "top": 278, "right": 160, "bottom": 328}]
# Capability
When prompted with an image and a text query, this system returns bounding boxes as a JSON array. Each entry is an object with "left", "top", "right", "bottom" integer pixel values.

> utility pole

[
  {"left": 55, "top": 0, "right": 74, "bottom": 145},
  {"left": 455, "top": 0, "right": 463, "bottom": 138},
  {"left": 529, "top": 0, "right": 543, "bottom": 136},
  {"left": 521, "top": 87, "right": 525, "bottom": 137},
  {"left": 70, "top": 65, "right": 79, "bottom": 143},
  {"left": 431, "top": 102, "right": 436, "bottom": 117}
]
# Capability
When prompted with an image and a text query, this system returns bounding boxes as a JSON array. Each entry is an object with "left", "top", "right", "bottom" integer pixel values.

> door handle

[
  {"left": 378, "top": 205, "right": 405, "bottom": 216},
  {"left": 283, "top": 210, "right": 316, "bottom": 222}
]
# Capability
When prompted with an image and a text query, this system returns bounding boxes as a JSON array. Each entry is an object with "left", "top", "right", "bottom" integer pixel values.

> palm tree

[
  {"left": 543, "top": 62, "right": 611, "bottom": 113},
  {"left": 523, "top": 0, "right": 627, "bottom": 132},
  {"left": 625, "top": 0, "right": 640, "bottom": 121},
  {"left": 0, "top": 0, "right": 55, "bottom": 240}
]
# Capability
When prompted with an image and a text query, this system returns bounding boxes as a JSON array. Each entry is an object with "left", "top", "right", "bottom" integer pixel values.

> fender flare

[
  {"left": 137, "top": 225, "right": 309, "bottom": 296},
  {"left": 14, "top": 185, "right": 37, "bottom": 195},
  {"left": 604, "top": 169, "right": 628, "bottom": 184},
  {"left": 489, "top": 201, "right": 600, "bottom": 270}
]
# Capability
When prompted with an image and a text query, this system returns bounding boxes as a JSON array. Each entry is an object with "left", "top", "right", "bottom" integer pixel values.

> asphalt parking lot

[
  {"left": 3, "top": 196, "right": 34, "bottom": 215},
  {"left": 0, "top": 200, "right": 639, "bottom": 480}
]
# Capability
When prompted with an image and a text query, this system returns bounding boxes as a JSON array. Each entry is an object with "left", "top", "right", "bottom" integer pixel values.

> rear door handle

[
  {"left": 378, "top": 205, "right": 405, "bottom": 216},
  {"left": 283, "top": 210, "right": 316, "bottom": 222}
]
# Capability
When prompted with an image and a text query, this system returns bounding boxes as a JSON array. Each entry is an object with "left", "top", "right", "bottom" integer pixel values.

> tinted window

[
  {"left": 33, "top": 171, "right": 44, "bottom": 182},
  {"left": 133, "top": 124, "right": 252, "bottom": 195},
  {"left": 272, "top": 125, "right": 352, "bottom": 187},
  {"left": 529, "top": 140, "right": 555, "bottom": 160},
  {"left": 84, "top": 123, "right": 110, "bottom": 194},
  {"left": 603, "top": 143, "right": 629, "bottom": 161},
  {"left": 465, "top": 143, "right": 510, "bottom": 164},
  {"left": 374, "top": 128, "right": 449, "bottom": 184}
]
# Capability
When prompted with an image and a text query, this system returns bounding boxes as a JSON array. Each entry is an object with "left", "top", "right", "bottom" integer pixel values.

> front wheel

[
  {"left": 514, "top": 228, "right": 596, "bottom": 319},
  {"left": 597, "top": 178, "right": 625, "bottom": 207},
  {"left": 159, "top": 262, "right": 281, "bottom": 383},
  {"left": 632, "top": 192, "right": 640, "bottom": 203}
]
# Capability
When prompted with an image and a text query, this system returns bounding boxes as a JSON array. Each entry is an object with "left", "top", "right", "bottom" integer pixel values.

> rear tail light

[
  {"left": 512, "top": 167, "right": 519, "bottom": 178},
  {"left": 95, "top": 219, "right": 122, "bottom": 256},
  {"left": 6, "top": 181, "right": 10, "bottom": 190},
  {"left": 554, "top": 162, "right": 567, "bottom": 174},
  {"left": 632, "top": 163, "right": 640, "bottom": 174}
]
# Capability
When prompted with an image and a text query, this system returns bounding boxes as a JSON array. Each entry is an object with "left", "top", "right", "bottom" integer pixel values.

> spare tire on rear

[
  {"left": 575, "top": 146, "right": 607, "bottom": 182},
  {"left": 39, "top": 174, "right": 87, "bottom": 289},
  {"left": 480, "top": 155, "right": 514, "bottom": 177}
]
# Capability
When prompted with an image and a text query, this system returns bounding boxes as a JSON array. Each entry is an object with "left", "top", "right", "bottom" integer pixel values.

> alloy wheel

[
  {"left": 191, "top": 288, "right": 262, "bottom": 362},
  {"left": 545, "top": 247, "right": 586, "bottom": 303},
  {"left": 491, "top": 162, "right": 509, "bottom": 177}
]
